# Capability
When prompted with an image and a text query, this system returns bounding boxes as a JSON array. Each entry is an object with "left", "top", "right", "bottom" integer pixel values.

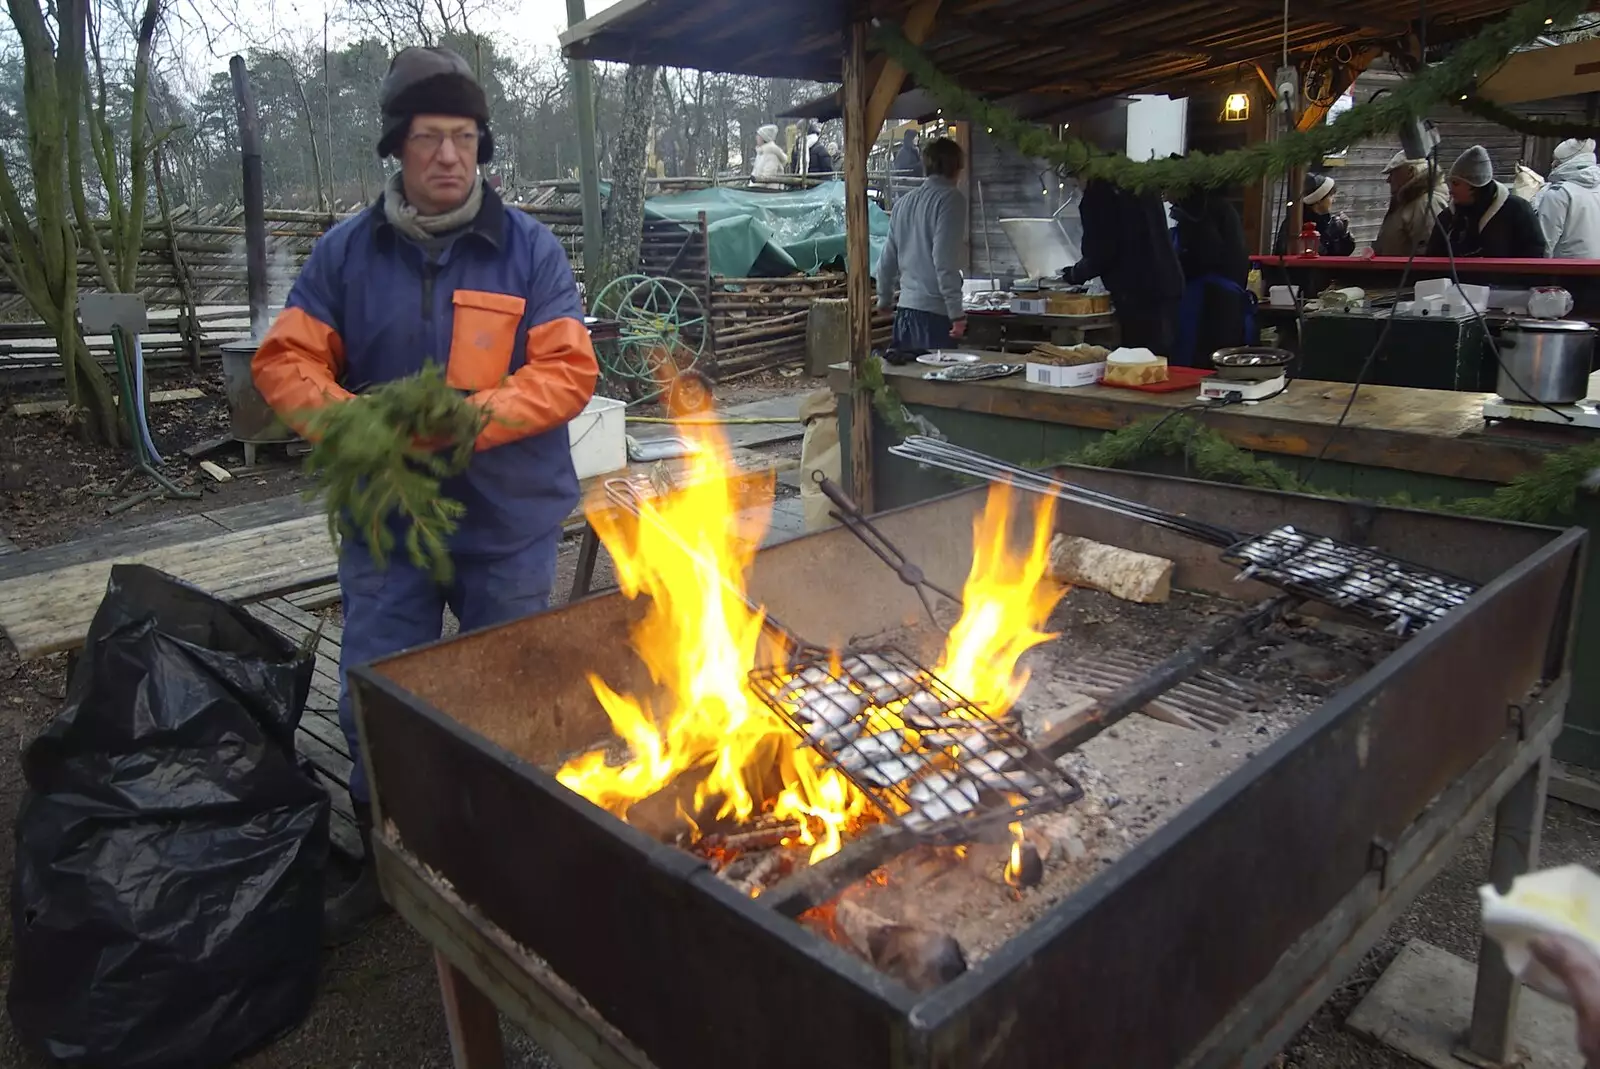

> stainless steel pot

[{"left": 1496, "top": 319, "right": 1595, "bottom": 405}]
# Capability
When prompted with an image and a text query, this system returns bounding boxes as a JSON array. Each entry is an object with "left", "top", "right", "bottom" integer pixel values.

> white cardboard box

[
  {"left": 568, "top": 395, "right": 627, "bottom": 479},
  {"left": 1026, "top": 361, "right": 1105, "bottom": 389},
  {"left": 1012, "top": 297, "right": 1049, "bottom": 314}
]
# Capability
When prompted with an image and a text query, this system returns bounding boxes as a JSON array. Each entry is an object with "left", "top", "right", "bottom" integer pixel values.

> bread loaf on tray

[{"left": 1102, "top": 348, "right": 1169, "bottom": 387}]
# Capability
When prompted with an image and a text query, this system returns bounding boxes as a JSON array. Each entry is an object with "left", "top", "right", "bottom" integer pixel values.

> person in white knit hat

[
  {"left": 1532, "top": 137, "right": 1600, "bottom": 258},
  {"left": 750, "top": 123, "right": 788, "bottom": 188},
  {"left": 1427, "top": 144, "right": 1546, "bottom": 258}
]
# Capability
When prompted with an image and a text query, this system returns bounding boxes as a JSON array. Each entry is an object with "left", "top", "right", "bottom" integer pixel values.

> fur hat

[
  {"left": 377, "top": 47, "right": 493, "bottom": 164},
  {"left": 1450, "top": 145, "right": 1494, "bottom": 188},
  {"left": 1554, "top": 138, "right": 1596, "bottom": 164},
  {"left": 757, "top": 123, "right": 779, "bottom": 144},
  {"left": 1302, "top": 172, "right": 1336, "bottom": 205}
]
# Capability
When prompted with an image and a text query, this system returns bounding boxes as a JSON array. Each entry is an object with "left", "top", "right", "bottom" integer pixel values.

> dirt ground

[{"left": 0, "top": 367, "right": 1597, "bottom": 1067}]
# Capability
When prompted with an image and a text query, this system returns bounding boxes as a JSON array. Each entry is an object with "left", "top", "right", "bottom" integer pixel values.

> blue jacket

[{"left": 254, "top": 185, "right": 598, "bottom": 558}]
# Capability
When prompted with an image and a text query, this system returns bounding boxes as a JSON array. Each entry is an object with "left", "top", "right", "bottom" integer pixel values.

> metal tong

[{"left": 814, "top": 473, "right": 962, "bottom": 627}]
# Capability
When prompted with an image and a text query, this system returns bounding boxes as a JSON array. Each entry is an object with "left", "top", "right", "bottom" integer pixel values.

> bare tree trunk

[
  {"left": 2, "top": 0, "right": 120, "bottom": 444},
  {"left": 595, "top": 62, "right": 658, "bottom": 294}
]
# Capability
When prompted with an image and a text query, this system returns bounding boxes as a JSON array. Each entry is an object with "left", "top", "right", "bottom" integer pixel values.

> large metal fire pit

[{"left": 351, "top": 467, "right": 1583, "bottom": 1069}]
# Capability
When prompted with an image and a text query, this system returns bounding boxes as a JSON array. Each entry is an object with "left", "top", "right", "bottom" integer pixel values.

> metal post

[
  {"left": 1462, "top": 754, "right": 1549, "bottom": 1067},
  {"left": 229, "top": 57, "right": 269, "bottom": 341},
  {"left": 566, "top": 0, "right": 605, "bottom": 294}
]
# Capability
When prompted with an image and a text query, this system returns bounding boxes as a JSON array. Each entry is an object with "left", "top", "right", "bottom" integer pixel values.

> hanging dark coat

[
  {"left": 1171, "top": 191, "right": 1254, "bottom": 367},
  {"left": 1065, "top": 180, "right": 1184, "bottom": 355}
]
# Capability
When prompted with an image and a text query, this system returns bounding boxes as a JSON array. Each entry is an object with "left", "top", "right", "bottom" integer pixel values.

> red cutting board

[{"left": 1097, "top": 366, "right": 1215, "bottom": 393}]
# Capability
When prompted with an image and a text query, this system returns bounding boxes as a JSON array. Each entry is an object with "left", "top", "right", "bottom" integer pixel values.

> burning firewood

[
  {"left": 834, "top": 899, "right": 968, "bottom": 992},
  {"left": 1048, "top": 533, "right": 1174, "bottom": 604}
]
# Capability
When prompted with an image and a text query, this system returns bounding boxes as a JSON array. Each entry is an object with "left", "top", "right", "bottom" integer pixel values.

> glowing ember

[{"left": 556, "top": 417, "right": 1068, "bottom": 870}]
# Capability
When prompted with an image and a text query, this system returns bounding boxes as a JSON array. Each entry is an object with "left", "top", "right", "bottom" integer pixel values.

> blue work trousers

[
  {"left": 891, "top": 307, "right": 954, "bottom": 351},
  {"left": 337, "top": 531, "right": 559, "bottom": 803}
]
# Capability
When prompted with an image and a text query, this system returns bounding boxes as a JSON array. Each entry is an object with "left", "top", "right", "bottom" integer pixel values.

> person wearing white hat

[
  {"left": 1372, "top": 151, "right": 1447, "bottom": 257},
  {"left": 750, "top": 123, "right": 788, "bottom": 188},
  {"left": 1428, "top": 145, "right": 1546, "bottom": 258},
  {"left": 1273, "top": 172, "right": 1354, "bottom": 256},
  {"left": 1532, "top": 137, "right": 1600, "bottom": 258}
]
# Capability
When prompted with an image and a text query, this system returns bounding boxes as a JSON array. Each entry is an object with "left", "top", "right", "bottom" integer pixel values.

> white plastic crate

[{"left": 568, "top": 395, "right": 627, "bottom": 479}]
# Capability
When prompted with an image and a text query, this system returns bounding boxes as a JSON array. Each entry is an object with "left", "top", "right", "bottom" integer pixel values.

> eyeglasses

[{"left": 407, "top": 130, "right": 479, "bottom": 156}]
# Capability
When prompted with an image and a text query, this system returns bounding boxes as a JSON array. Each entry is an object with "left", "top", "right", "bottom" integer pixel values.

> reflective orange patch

[{"left": 448, "top": 289, "right": 526, "bottom": 391}]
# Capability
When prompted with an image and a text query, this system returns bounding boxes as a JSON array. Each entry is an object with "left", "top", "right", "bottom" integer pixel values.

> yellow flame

[
  {"left": 556, "top": 432, "right": 1067, "bottom": 870},
  {"left": 1004, "top": 821, "right": 1026, "bottom": 886},
  {"left": 934, "top": 481, "right": 1065, "bottom": 715},
  {"left": 555, "top": 421, "right": 868, "bottom": 861}
]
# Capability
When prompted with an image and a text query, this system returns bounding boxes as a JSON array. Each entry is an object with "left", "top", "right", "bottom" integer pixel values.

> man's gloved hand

[{"left": 1531, "top": 936, "right": 1600, "bottom": 1065}]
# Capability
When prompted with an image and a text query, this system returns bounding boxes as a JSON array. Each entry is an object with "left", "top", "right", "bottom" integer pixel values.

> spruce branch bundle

[{"left": 298, "top": 366, "right": 489, "bottom": 583}]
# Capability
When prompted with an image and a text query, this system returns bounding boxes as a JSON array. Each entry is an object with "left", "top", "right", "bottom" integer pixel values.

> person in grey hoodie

[
  {"left": 1534, "top": 138, "right": 1600, "bottom": 258},
  {"left": 876, "top": 137, "right": 968, "bottom": 350}
]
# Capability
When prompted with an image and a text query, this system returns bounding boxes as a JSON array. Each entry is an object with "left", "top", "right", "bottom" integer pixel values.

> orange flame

[
  {"left": 934, "top": 481, "right": 1065, "bottom": 715},
  {"left": 555, "top": 423, "right": 868, "bottom": 863},
  {"left": 1004, "top": 821, "right": 1027, "bottom": 887},
  {"left": 555, "top": 422, "right": 1067, "bottom": 869}
]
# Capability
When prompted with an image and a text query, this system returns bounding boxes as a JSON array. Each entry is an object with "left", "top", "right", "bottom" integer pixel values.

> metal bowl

[{"left": 1211, "top": 346, "right": 1294, "bottom": 381}]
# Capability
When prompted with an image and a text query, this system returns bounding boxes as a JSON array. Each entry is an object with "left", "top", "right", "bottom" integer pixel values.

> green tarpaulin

[{"left": 642, "top": 181, "right": 891, "bottom": 279}]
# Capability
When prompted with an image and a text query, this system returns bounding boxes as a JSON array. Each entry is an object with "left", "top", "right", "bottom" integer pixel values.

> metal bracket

[
  {"left": 1507, "top": 704, "right": 1526, "bottom": 742},
  {"left": 1368, "top": 838, "right": 1394, "bottom": 891}
]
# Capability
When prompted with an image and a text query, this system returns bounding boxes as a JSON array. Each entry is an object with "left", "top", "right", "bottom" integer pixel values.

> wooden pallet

[{"left": 245, "top": 596, "right": 364, "bottom": 860}]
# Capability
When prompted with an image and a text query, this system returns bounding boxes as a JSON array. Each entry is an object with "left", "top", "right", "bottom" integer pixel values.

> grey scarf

[{"left": 383, "top": 171, "right": 484, "bottom": 242}]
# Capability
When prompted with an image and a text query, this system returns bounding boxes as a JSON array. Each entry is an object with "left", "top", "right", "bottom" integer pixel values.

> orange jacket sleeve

[
  {"left": 253, "top": 234, "right": 355, "bottom": 439},
  {"left": 468, "top": 317, "right": 599, "bottom": 450}
]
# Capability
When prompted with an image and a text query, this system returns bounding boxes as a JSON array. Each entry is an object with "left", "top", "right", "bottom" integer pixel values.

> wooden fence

[{"left": 0, "top": 201, "right": 859, "bottom": 384}]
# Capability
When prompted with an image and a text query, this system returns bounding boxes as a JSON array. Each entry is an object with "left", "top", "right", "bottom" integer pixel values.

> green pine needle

[{"left": 296, "top": 366, "right": 489, "bottom": 584}]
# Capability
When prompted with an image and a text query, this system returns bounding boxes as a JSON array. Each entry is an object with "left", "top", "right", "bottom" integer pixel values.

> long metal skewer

[{"left": 888, "top": 436, "right": 1241, "bottom": 547}]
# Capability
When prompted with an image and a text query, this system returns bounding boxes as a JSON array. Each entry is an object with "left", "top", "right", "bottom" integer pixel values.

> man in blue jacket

[{"left": 253, "top": 46, "right": 598, "bottom": 937}]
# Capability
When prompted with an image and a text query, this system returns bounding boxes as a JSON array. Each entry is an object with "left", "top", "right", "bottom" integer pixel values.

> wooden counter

[{"left": 829, "top": 361, "right": 1571, "bottom": 485}]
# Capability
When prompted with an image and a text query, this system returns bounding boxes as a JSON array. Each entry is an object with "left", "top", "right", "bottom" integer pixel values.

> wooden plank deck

[
  {"left": 0, "top": 516, "right": 335, "bottom": 659},
  {"left": 0, "top": 446, "right": 798, "bottom": 861}
]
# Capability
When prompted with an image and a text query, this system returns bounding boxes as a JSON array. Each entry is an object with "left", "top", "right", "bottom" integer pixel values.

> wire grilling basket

[
  {"left": 747, "top": 648, "right": 1083, "bottom": 841},
  {"left": 888, "top": 437, "right": 1476, "bottom": 636}
]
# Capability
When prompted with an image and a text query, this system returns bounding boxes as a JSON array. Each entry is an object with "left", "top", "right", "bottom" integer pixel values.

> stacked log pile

[{"left": 713, "top": 273, "right": 891, "bottom": 374}]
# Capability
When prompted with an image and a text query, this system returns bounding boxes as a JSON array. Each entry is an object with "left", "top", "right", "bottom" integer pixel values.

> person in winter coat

[
  {"left": 893, "top": 130, "right": 922, "bottom": 177},
  {"left": 1170, "top": 188, "right": 1254, "bottom": 367},
  {"left": 1373, "top": 152, "right": 1448, "bottom": 257},
  {"left": 790, "top": 122, "right": 834, "bottom": 177},
  {"left": 253, "top": 46, "right": 598, "bottom": 939},
  {"left": 1063, "top": 179, "right": 1185, "bottom": 355},
  {"left": 1534, "top": 138, "right": 1600, "bottom": 258},
  {"left": 751, "top": 123, "right": 788, "bottom": 187},
  {"left": 1427, "top": 145, "right": 1547, "bottom": 259},
  {"left": 876, "top": 138, "right": 969, "bottom": 349},
  {"left": 1274, "top": 172, "right": 1355, "bottom": 257}
]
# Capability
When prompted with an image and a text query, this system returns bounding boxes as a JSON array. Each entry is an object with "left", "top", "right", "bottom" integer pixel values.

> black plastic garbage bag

[{"left": 9, "top": 563, "right": 330, "bottom": 1068}]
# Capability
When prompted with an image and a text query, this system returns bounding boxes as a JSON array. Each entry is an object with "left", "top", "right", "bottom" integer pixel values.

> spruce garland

[
  {"left": 1457, "top": 95, "right": 1600, "bottom": 141},
  {"left": 298, "top": 366, "right": 489, "bottom": 584},
  {"left": 861, "top": 371, "right": 1600, "bottom": 525},
  {"left": 872, "top": 0, "right": 1588, "bottom": 193}
]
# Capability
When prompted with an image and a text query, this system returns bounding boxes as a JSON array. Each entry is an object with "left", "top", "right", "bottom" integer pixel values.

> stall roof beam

[{"left": 561, "top": 0, "right": 1534, "bottom": 109}]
